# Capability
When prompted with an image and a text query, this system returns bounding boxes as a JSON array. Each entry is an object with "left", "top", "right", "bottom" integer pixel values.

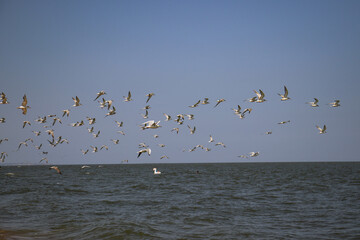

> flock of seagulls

[{"left": 0, "top": 87, "right": 341, "bottom": 174}]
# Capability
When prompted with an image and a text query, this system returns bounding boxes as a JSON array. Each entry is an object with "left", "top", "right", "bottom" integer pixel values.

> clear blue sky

[{"left": 0, "top": 0, "right": 359, "bottom": 164}]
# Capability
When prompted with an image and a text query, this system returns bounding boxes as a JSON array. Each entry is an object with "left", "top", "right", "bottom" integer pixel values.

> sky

[{"left": 0, "top": 0, "right": 359, "bottom": 165}]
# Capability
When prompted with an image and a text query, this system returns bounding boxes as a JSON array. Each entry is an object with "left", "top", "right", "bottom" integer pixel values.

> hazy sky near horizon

[{"left": 0, "top": 0, "right": 360, "bottom": 164}]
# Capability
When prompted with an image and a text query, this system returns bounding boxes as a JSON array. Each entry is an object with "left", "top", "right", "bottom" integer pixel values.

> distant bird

[
  {"left": 186, "top": 114, "right": 195, "bottom": 120},
  {"left": 171, "top": 128, "right": 179, "bottom": 134},
  {"left": 163, "top": 113, "right": 172, "bottom": 121},
  {"left": 90, "top": 146, "right": 98, "bottom": 153},
  {"left": 81, "top": 149, "right": 89, "bottom": 155},
  {"left": 146, "top": 93, "right": 155, "bottom": 103},
  {"left": 117, "top": 130, "right": 125, "bottom": 135},
  {"left": 87, "top": 127, "right": 94, "bottom": 133},
  {"left": 215, "top": 142, "right": 226, "bottom": 148},
  {"left": 115, "top": 121, "right": 123, "bottom": 127},
  {"left": 254, "top": 89, "right": 266, "bottom": 103},
  {"left": 249, "top": 152, "right": 260, "bottom": 157},
  {"left": 0, "top": 92, "right": 9, "bottom": 104},
  {"left": 93, "top": 130, "right": 100, "bottom": 138},
  {"left": 138, "top": 142, "right": 148, "bottom": 148},
  {"left": 23, "top": 121, "right": 31, "bottom": 128},
  {"left": 231, "top": 105, "right": 242, "bottom": 115},
  {"left": 214, "top": 98, "right": 226, "bottom": 108},
  {"left": 40, "top": 157, "right": 48, "bottom": 163},
  {"left": 52, "top": 117, "right": 62, "bottom": 126},
  {"left": 72, "top": 96, "right": 82, "bottom": 107},
  {"left": 140, "top": 120, "right": 161, "bottom": 130},
  {"left": 153, "top": 168, "right": 161, "bottom": 174},
  {"left": 35, "top": 144, "right": 42, "bottom": 150},
  {"left": 45, "top": 129, "right": 55, "bottom": 138},
  {"left": 141, "top": 110, "right": 149, "bottom": 119},
  {"left": 94, "top": 90, "right": 106, "bottom": 101},
  {"left": 0, "top": 152, "right": 8, "bottom": 162},
  {"left": 105, "top": 99, "right": 113, "bottom": 110},
  {"left": 160, "top": 155, "right": 169, "bottom": 159},
  {"left": 237, "top": 155, "right": 248, "bottom": 158},
  {"left": 124, "top": 91, "right": 132, "bottom": 102},
  {"left": 81, "top": 165, "right": 90, "bottom": 169},
  {"left": 35, "top": 116, "right": 47, "bottom": 123},
  {"left": 265, "top": 131, "right": 272, "bottom": 135},
  {"left": 187, "top": 125, "right": 196, "bottom": 134},
  {"left": 100, "top": 145, "right": 109, "bottom": 151},
  {"left": 158, "top": 144, "right": 165, "bottom": 147},
  {"left": 105, "top": 106, "right": 116, "bottom": 117},
  {"left": 154, "top": 134, "right": 159, "bottom": 138},
  {"left": 209, "top": 135, "right": 214, "bottom": 143},
  {"left": 307, "top": 98, "right": 319, "bottom": 107},
  {"left": 86, "top": 117, "right": 96, "bottom": 125},
  {"left": 278, "top": 86, "right": 290, "bottom": 101},
  {"left": 329, "top": 100, "right": 340, "bottom": 107},
  {"left": 0, "top": 118, "right": 5, "bottom": 123},
  {"left": 111, "top": 139, "right": 120, "bottom": 145},
  {"left": 278, "top": 120, "right": 290, "bottom": 124},
  {"left": 98, "top": 98, "right": 107, "bottom": 109},
  {"left": 62, "top": 109, "right": 70, "bottom": 117},
  {"left": 316, "top": 125, "right": 327, "bottom": 134},
  {"left": 17, "top": 141, "right": 28, "bottom": 151},
  {"left": 49, "top": 166, "right": 62, "bottom": 174},
  {"left": 189, "top": 100, "right": 200, "bottom": 108},
  {"left": 201, "top": 98, "right": 210, "bottom": 105},
  {"left": 17, "top": 94, "right": 30, "bottom": 115},
  {"left": 0, "top": 138, "right": 9, "bottom": 144},
  {"left": 137, "top": 148, "right": 151, "bottom": 158}
]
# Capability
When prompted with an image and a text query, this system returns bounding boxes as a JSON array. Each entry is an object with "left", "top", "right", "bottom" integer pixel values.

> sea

[{"left": 0, "top": 162, "right": 359, "bottom": 240}]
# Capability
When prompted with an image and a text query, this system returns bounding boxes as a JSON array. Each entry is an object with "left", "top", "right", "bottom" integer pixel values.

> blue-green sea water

[{"left": 1, "top": 162, "right": 359, "bottom": 239}]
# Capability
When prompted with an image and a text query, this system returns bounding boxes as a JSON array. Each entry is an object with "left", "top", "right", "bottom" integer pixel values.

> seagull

[
  {"left": 153, "top": 168, "right": 161, "bottom": 174},
  {"left": 92, "top": 130, "right": 100, "bottom": 138},
  {"left": 49, "top": 166, "right": 62, "bottom": 174},
  {"left": 137, "top": 148, "right": 151, "bottom": 158},
  {"left": 231, "top": 105, "right": 242, "bottom": 115},
  {"left": 94, "top": 90, "right": 106, "bottom": 101},
  {"left": 117, "top": 130, "right": 125, "bottom": 135},
  {"left": 214, "top": 98, "right": 226, "bottom": 108},
  {"left": 186, "top": 114, "right": 195, "bottom": 120},
  {"left": 265, "top": 131, "right": 272, "bottom": 135},
  {"left": 154, "top": 134, "right": 159, "bottom": 138},
  {"left": 158, "top": 144, "right": 165, "bottom": 147},
  {"left": 278, "top": 120, "right": 290, "bottom": 124},
  {"left": 17, "top": 141, "right": 28, "bottom": 151},
  {"left": 140, "top": 120, "right": 161, "bottom": 130},
  {"left": 100, "top": 145, "right": 109, "bottom": 151},
  {"left": 72, "top": 96, "right": 82, "bottom": 107},
  {"left": 98, "top": 98, "right": 107, "bottom": 109},
  {"left": 17, "top": 94, "right": 30, "bottom": 115},
  {"left": 187, "top": 125, "right": 196, "bottom": 134},
  {"left": 171, "top": 128, "right": 179, "bottom": 134},
  {"left": 124, "top": 91, "right": 132, "bottom": 102},
  {"left": 189, "top": 100, "right": 200, "bottom": 108},
  {"left": 201, "top": 98, "right": 210, "bottom": 105},
  {"left": 246, "top": 96, "right": 257, "bottom": 103},
  {"left": 111, "top": 139, "right": 120, "bottom": 144},
  {"left": 146, "top": 93, "right": 155, "bottom": 103},
  {"left": 0, "top": 152, "right": 8, "bottom": 162},
  {"left": 45, "top": 129, "right": 55, "bottom": 138},
  {"left": 0, "top": 138, "right": 9, "bottom": 144},
  {"left": 163, "top": 113, "right": 172, "bottom": 121},
  {"left": 249, "top": 152, "right": 260, "bottom": 157},
  {"left": 40, "top": 157, "right": 48, "bottom": 163},
  {"left": 90, "top": 146, "right": 98, "bottom": 153},
  {"left": 62, "top": 109, "right": 70, "bottom": 117},
  {"left": 138, "top": 142, "right": 148, "bottom": 148},
  {"left": 115, "top": 121, "right": 123, "bottom": 127},
  {"left": 316, "top": 125, "right": 327, "bottom": 134},
  {"left": 160, "top": 155, "right": 169, "bottom": 159},
  {"left": 307, "top": 98, "right": 319, "bottom": 107},
  {"left": 278, "top": 86, "right": 290, "bottom": 101},
  {"left": 81, "top": 165, "right": 90, "bottom": 169},
  {"left": 105, "top": 99, "right": 113, "bottom": 110},
  {"left": 141, "top": 110, "right": 149, "bottom": 119},
  {"left": 35, "top": 144, "right": 42, "bottom": 150},
  {"left": 0, "top": 92, "right": 9, "bottom": 104},
  {"left": 237, "top": 155, "right": 248, "bottom": 158},
  {"left": 23, "top": 121, "right": 31, "bottom": 128},
  {"left": 87, "top": 127, "right": 94, "bottom": 133},
  {"left": 329, "top": 100, "right": 340, "bottom": 107},
  {"left": 86, "top": 117, "right": 96, "bottom": 125},
  {"left": 254, "top": 89, "right": 266, "bottom": 103},
  {"left": 81, "top": 149, "right": 89, "bottom": 155},
  {"left": 209, "top": 135, "right": 214, "bottom": 143},
  {"left": 215, "top": 142, "right": 226, "bottom": 147},
  {"left": 35, "top": 116, "right": 47, "bottom": 123},
  {"left": 0, "top": 118, "right": 5, "bottom": 123},
  {"left": 105, "top": 106, "right": 116, "bottom": 117},
  {"left": 52, "top": 117, "right": 62, "bottom": 126}
]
